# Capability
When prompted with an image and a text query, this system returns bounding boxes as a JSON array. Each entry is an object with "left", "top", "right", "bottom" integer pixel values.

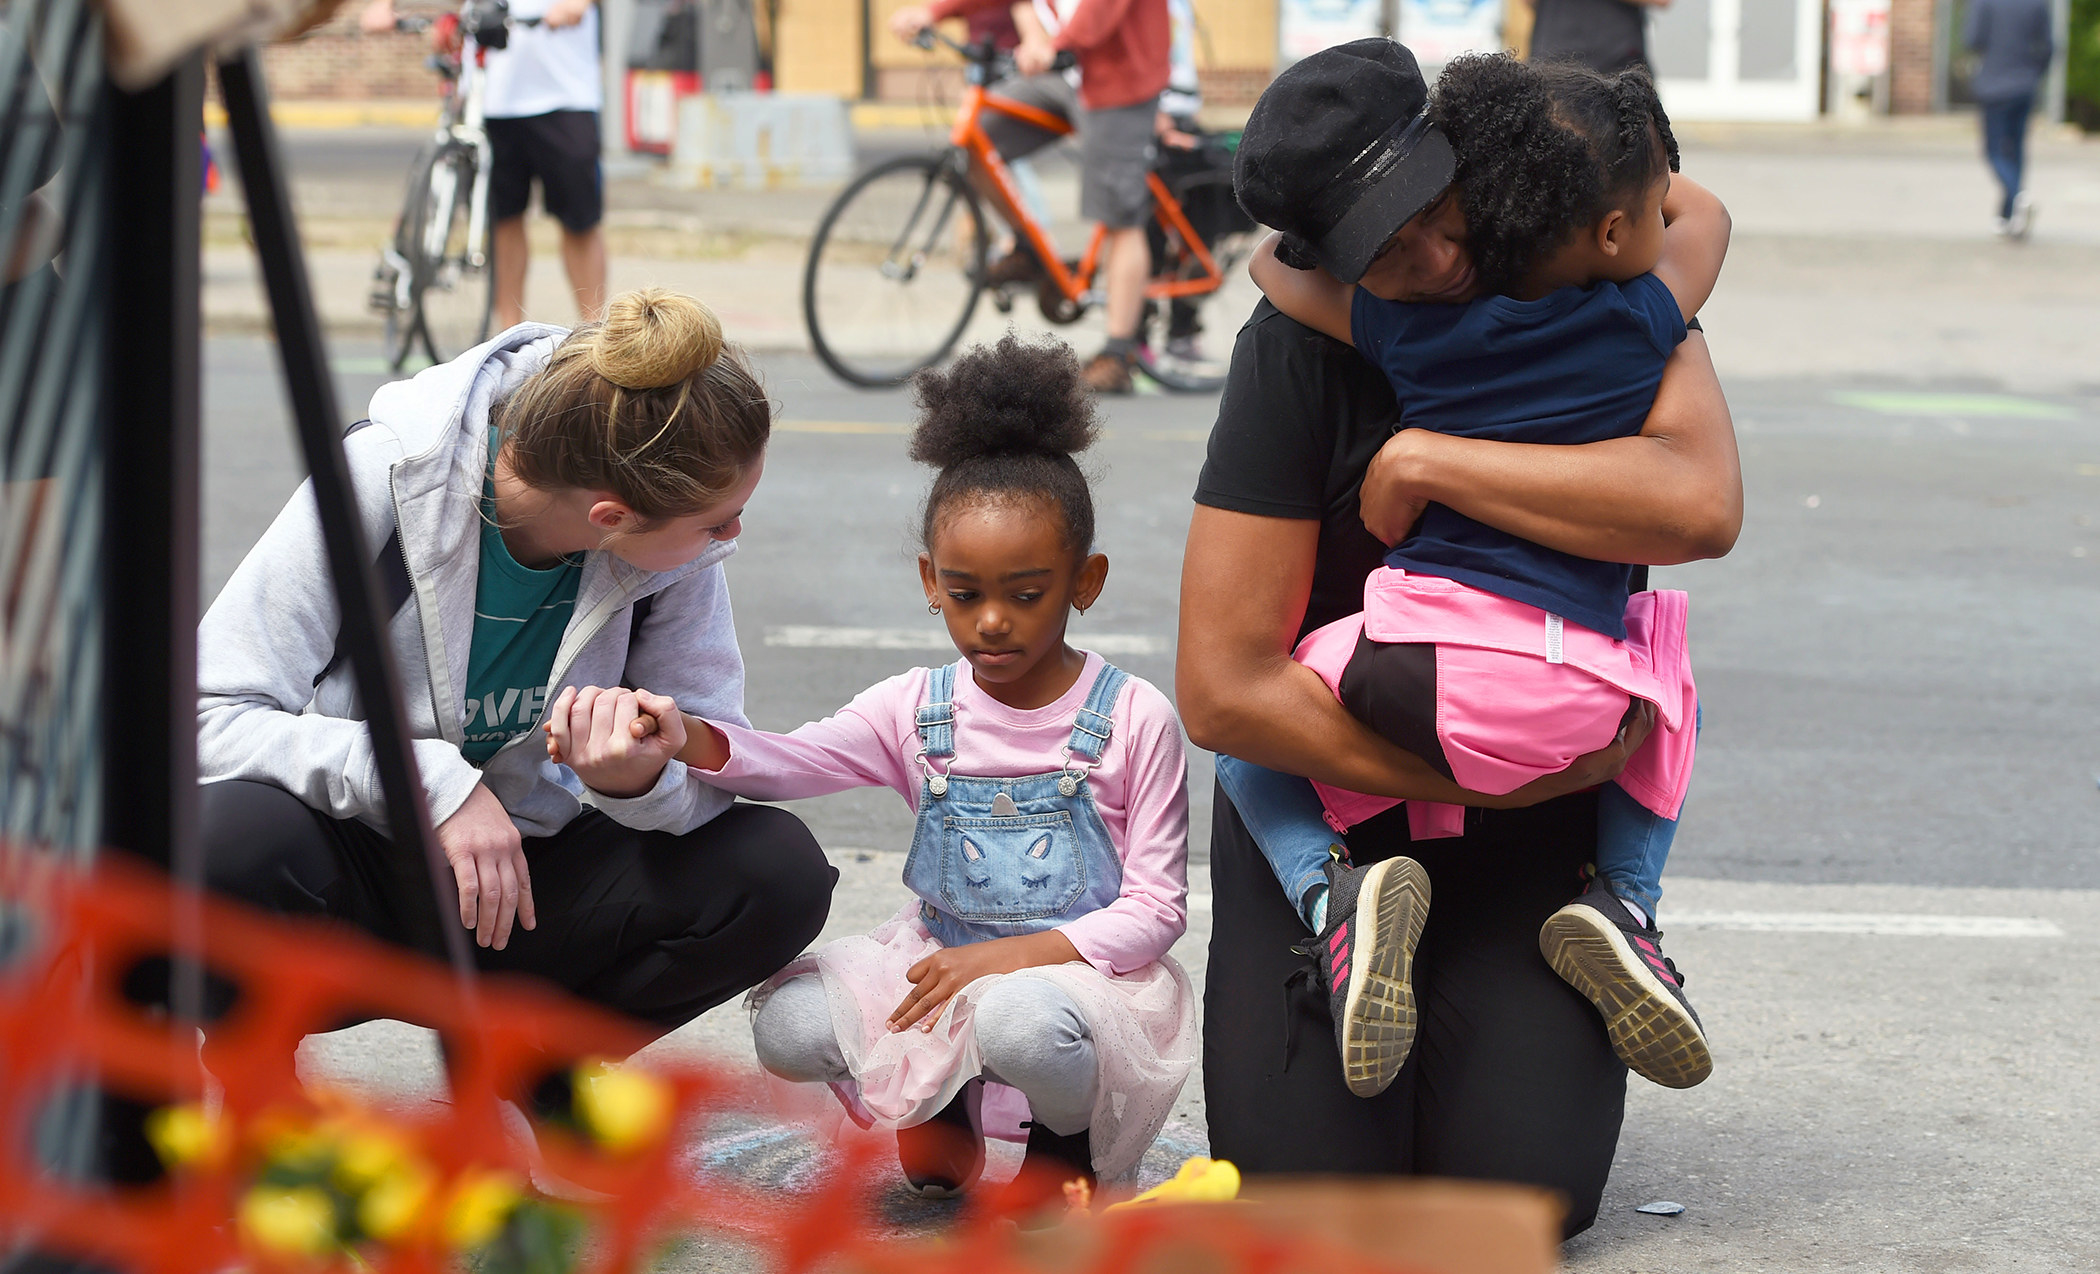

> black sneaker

[
  {"left": 989, "top": 1120, "right": 1093, "bottom": 1226},
  {"left": 1539, "top": 875, "right": 1713, "bottom": 1089},
  {"left": 896, "top": 1079, "right": 985, "bottom": 1197},
  {"left": 1297, "top": 852, "right": 1431, "bottom": 1098}
]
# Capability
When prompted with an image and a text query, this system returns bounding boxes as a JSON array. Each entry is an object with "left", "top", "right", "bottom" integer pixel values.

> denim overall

[{"left": 903, "top": 661, "right": 1128, "bottom": 949}]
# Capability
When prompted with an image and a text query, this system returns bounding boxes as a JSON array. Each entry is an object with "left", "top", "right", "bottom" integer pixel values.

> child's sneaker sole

[
  {"left": 1540, "top": 906, "right": 1713, "bottom": 1089},
  {"left": 1338, "top": 856, "right": 1431, "bottom": 1098}
]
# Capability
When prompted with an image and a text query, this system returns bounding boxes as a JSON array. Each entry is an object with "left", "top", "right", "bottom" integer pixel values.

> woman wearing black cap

[{"left": 1176, "top": 39, "right": 1740, "bottom": 1235}]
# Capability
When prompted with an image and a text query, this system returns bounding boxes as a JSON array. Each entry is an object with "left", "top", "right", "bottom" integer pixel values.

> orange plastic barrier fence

[{"left": 0, "top": 850, "right": 1548, "bottom": 1274}]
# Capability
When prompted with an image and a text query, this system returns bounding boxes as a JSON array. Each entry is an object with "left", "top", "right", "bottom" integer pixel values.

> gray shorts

[{"left": 983, "top": 74, "right": 1159, "bottom": 229}]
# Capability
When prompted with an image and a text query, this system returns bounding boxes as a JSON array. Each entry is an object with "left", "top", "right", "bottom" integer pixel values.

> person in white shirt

[{"left": 365, "top": 0, "right": 609, "bottom": 327}]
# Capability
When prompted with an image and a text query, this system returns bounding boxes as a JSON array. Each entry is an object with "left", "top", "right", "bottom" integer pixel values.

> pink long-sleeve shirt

[{"left": 698, "top": 652, "right": 1189, "bottom": 976}]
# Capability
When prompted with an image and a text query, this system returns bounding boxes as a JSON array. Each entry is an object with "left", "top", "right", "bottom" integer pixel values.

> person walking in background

[
  {"left": 1966, "top": 0, "right": 2055, "bottom": 240},
  {"left": 364, "top": 0, "right": 611, "bottom": 327},
  {"left": 1526, "top": 0, "right": 1671, "bottom": 75}
]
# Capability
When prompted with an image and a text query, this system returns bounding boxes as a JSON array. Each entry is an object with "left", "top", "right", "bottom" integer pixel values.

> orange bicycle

[{"left": 801, "top": 29, "right": 1260, "bottom": 390}]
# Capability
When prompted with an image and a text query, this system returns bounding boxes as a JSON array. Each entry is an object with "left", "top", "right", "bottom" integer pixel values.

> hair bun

[
  {"left": 589, "top": 287, "right": 725, "bottom": 390},
  {"left": 908, "top": 334, "right": 1099, "bottom": 470}
]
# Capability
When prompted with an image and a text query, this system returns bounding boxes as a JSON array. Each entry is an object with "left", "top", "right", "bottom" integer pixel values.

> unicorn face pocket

[{"left": 939, "top": 811, "right": 1082, "bottom": 922}]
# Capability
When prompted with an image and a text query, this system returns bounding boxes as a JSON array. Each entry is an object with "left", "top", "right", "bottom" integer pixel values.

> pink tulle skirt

[{"left": 748, "top": 903, "right": 1196, "bottom": 1182}]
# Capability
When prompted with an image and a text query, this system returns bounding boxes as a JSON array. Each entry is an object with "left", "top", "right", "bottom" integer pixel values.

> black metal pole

[
  {"left": 214, "top": 48, "right": 476, "bottom": 983},
  {"left": 102, "top": 59, "right": 201, "bottom": 884},
  {"left": 97, "top": 52, "right": 205, "bottom": 1193}
]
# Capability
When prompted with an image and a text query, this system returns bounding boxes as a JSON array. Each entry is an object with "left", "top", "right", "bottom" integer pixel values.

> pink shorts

[{"left": 1294, "top": 568, "right": 1699, "bottom": 840}]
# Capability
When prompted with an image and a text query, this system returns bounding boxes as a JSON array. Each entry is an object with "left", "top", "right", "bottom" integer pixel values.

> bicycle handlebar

[{"left": 911, "top": 27, "right": 1075, "bottom": 78}]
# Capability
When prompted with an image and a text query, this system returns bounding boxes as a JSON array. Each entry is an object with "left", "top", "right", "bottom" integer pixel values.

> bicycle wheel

[
  {"left": 804, "top": 154, "right": 987, "bottom": 388},
  {"left": 378, "top": 146, "right": 435, "bottom": 373},
  {"left": 411, "top": 143, "right": 493, "bottom": 365}
]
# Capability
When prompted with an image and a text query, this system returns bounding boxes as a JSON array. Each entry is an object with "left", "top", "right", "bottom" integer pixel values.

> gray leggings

[{"left": 752, "top": 973, "right": 1100, "bottom": 1135}]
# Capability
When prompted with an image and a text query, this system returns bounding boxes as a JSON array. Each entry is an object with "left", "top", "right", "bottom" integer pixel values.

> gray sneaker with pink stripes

[
  {"left": 1539, "top": 874, "right": 1713, "bottom": 1089},
  {"left": 1299, "top": 852, "right": 1431, "bottom": 1099}
]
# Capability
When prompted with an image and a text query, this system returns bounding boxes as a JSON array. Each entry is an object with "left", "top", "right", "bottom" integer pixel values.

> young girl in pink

[{"left": 546, "top": 335, "right": 1194, "bottom": 1209}]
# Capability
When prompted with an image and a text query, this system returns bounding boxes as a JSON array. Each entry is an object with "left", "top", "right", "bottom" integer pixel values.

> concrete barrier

[{"left": 664, "top": 92, "right": 852, "bottom": 191}]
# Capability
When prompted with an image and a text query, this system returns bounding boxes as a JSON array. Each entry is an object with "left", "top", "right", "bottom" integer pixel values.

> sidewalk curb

[{"left": 203, "top": 99, "right": 441, "bottom": 130}]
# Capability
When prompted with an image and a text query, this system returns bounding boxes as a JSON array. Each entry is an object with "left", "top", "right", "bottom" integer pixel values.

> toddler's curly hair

[
  {"left": 1431, "top": 54, "right": 1680, "bottom": 297},
  {"left": 909, "top": 333, "right": 1101, "bottom": 556}
]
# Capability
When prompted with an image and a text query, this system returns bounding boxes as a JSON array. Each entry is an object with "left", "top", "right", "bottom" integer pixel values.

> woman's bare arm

[
  {"left": 1358, "top": 331, "right": 1742, "bottom": 564},
  {"left": 1177, "top": 507, "right": 1652, "bottom": 797}
]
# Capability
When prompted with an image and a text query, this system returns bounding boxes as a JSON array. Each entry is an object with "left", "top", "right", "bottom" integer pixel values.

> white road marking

[
  {"left": 1179, "top": 895, "right": 2061, "bottom": 937},
  {"left": 765, "top": 625, "right": 1168, "bottom": 656},
  {"left": 1669, "top": 912, "right": 2063, "bottom": 938}
]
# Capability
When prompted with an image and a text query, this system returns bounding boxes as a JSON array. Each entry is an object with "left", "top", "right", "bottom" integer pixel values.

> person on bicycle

[
  {"left": 889, "top": 0, "right": 1171, "bottom": 395},
  {"left": 364, "top": 0, "right": 609, "bottom": 330}
]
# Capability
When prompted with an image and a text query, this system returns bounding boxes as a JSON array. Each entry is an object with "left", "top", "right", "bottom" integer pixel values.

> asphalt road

[
  {"left": 204, "top": 327, "right": 2100, "bottom": 1270},
  {"left": 193, "top": 115, "right": 2100, "bottom": 1271},
  {"left": 204, "top": 336, "right": 2100, "bottom": 894}
]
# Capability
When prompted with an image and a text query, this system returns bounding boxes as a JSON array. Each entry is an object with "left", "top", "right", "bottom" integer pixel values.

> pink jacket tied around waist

[{"left": 1294, "top": 568, "right": 1698, "bottom": 841}]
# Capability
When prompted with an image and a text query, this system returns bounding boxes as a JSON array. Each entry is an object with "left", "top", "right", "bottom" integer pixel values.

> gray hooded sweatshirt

[{"left": 197, "top": 325, "right": 749, "bottom": 837}]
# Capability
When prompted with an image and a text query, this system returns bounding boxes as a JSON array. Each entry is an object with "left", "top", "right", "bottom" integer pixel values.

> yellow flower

[
  {"left": 357, "top": 1162, "right": 436, "bottom": 1241},
  {"left": 333, "top": 1130, "right": 412, "bottom": 1193},
  {"left": 144, "top": 1103, "right": 227, "bottom": 1171},
  {"left": 239, "top": 1184, "right": 339, "bottom": 1256},
  {"left": 442, "top": 1169, "right": 524, "bottom": 1250},
  {"left": 573, "top": 1060, "right": 674, "bottom": 1154}
]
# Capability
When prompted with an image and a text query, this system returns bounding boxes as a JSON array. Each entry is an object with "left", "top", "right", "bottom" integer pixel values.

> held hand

[
  {"left": 888, "top": 931, "right": 1081, "bottom": 1031},
  {"left": 436, "top": 783, "right": 536, "bottom": 949},
  {"left": 1014, "top": 33, "right": 1058, "bottom": 77},
  {"left": 888, "top": 5, "right": 934, "bottom": 43},
  {"left": 1360, "top": 429, "right": 1433, "bottom": 547},
  {"left": 544, "top": 685, "right": 681, "bottom": 799},
  {"left": 543, "top": 0, "right": 592, "bottom": 28},
  {"left": 1487, "top": 701, "right": 1657, "bottom": 809}
]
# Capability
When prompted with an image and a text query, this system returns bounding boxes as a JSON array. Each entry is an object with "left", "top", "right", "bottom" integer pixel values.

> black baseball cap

[{"left": 1233, "top": 39, "right": 1457, "bottom": 284}]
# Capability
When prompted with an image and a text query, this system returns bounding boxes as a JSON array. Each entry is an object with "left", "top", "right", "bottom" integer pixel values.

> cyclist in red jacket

[{"left": 889, "top": 0, "right": 1171, "bottom": 394}]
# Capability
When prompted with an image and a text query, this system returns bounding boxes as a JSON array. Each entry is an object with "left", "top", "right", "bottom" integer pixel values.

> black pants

[
  {"left": 199, "top": 779, "right": 836, "bottom": 1033},
  {"left": 1202, "top": 781, "right": 1625, "bottom": 1237}
]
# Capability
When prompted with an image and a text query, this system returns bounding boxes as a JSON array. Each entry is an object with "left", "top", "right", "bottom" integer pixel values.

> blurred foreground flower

[
  {"left": 444, "top": 1169, "right": 526, "bottom": 1249},
  {"left": 144, "top": 1102, "right": 229, "bottom": 1171},
  {"left": 574, "top": 1059, "right": 673, "bottom": 1154},
  {"left": 239, "top": 1184, "right": 339, "bottom": 1256}
]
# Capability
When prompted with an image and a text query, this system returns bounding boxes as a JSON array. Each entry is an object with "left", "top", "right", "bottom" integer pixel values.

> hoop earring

[
  {"left": 928, "top": 601, "right": 941, "bottom": 615},
  {"left": 1077, "top": 605, "right": 1089, "bottom": 617}
]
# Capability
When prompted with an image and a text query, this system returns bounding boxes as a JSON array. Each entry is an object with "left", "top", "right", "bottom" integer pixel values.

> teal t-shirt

[{"left": 461, "top": 455, "right": 581, "bottom": 765}]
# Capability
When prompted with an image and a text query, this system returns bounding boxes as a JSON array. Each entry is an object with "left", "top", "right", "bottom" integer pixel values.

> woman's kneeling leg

[{"left": 492, "top": 804, "right": 837, "bottom": 1031}]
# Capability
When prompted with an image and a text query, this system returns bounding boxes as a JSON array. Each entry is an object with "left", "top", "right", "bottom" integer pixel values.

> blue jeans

[
  {"left": 1213, "top": 754, "right": 1338, "bottom": 930},
  {"left": 1215, "top": 703, "right": 1700, "bottom": 928},
  {"left": 1981, "top": 94, "right": 2033, "bottom": 220}
]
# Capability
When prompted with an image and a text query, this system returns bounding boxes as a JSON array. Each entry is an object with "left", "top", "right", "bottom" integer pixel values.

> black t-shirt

[
  {"left": 1529, "top": 0, "right": 1649, "bottom": 74},
  {"left": 1194, "top": 301, "right": 1399, "bottom": 645}
]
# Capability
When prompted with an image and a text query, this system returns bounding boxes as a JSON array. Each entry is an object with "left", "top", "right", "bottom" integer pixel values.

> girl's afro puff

[
  {"left": 909, "top": 334, "right": 1101, "bottom": 556},
  {"left": 908, "top": 333, "right": 1100, "bottom": 468}
]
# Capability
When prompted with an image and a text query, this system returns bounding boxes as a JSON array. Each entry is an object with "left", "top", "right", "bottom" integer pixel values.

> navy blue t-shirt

[{"left": 1350, "top": 273, "right": 1688, "bottom": 640}]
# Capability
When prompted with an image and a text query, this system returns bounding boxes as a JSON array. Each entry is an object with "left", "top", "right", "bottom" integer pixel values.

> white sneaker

[{"left": 2007, "top": 192, "right": 2035, "bottom": 241}]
